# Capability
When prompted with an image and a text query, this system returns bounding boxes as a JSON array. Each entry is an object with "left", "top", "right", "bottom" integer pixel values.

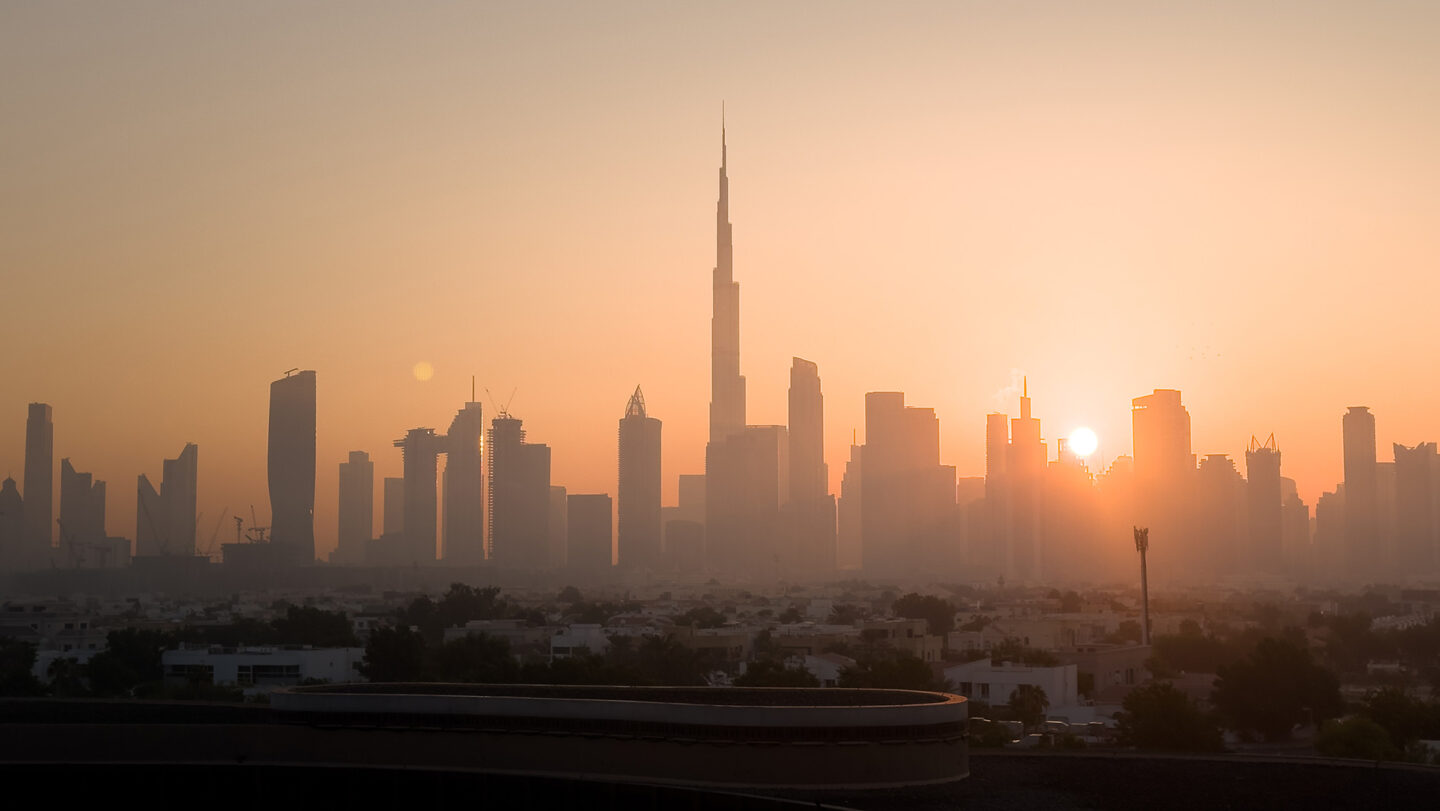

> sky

[{"left": 3, "top": 1, "right": 1439, "bottom": 560}]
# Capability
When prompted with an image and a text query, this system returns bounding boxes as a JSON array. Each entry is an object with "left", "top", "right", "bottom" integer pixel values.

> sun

[
  {"left": 412, "top": 361, "right": 434, "bottom": 382},
  {"left": 1069, "top": 426, "right": 1098, "bottom": 458}
]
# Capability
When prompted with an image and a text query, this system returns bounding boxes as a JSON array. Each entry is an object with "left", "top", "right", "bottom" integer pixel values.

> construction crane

[
  {"left": 200, "top": 507, "right": 229, "bottom": 560},
  {"left": 138, "top": 492, "right": 169, "bottom": 555},
  {"left": 485, "top": 387, "right": 518, "bottom": 419},
  {"left": 246, "top": 505, "right": 270, "bottom": 543}
]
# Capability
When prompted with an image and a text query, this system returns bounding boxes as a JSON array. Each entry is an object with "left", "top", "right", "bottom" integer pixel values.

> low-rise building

[
  {"left": 943, "top": 659, "right": 1078, "bottom": 709},
  {"left": 162, "top": 645, "right": 365, "bottom": 689}
]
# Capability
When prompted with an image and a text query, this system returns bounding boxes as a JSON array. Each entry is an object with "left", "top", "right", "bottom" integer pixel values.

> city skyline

[{"left": 5, "top": 3, "right": 1440, "bottom": 561}]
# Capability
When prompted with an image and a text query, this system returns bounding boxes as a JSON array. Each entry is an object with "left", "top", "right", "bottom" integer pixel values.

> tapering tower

[{"left": 709, "top": 113, "right": 745, "bottom": 443}]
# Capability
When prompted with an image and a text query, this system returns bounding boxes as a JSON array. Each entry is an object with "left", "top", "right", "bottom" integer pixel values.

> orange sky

[{"left": 4, "top": 2, "right": 1440, "bottom": 560}]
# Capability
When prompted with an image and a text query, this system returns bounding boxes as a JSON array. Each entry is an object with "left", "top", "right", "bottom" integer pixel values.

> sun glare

[
  {"left": 1069, "top": 426, "right": 1098, "bottom": 458},
  {"left": 412, "top": 361, "right": 434, "bottom": 382}
]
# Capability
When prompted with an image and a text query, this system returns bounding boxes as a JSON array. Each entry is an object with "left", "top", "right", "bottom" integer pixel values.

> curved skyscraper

[{"left": 268, "top": 370, "right": 316, "bottom": 563}]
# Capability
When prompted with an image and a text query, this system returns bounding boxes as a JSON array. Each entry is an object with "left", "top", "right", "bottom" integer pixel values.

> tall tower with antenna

[{"left": 709, "top": 107, "right": 745, "bottom": 444}]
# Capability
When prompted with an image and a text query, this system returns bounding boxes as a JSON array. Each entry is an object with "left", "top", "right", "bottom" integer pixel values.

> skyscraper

[
  {"left": 0, "top": 478, "right": 23, "bottom": 572},
  {"left": 136, "top": 443, "right": 197, "bottom": 557},
  {"left": 617, "top": 386, "right": 661, "bottom": 570},
  {"left": 23, "top": 403, "right": 53, "bottom": 568},
  {"left": 982, "top": 412, "right": 1010, "bottom": 575},
  {"left": 860, "top": 392, "right": 956, "bottom": 578},
  {"left": 1196, "top": 453, "right": 1244, "bottom": 578},
  {"left": 1342, "top": 407, "right": 1378, "bottom": 576},
  {"left": 786, "top": 358, "right": 835, "bottom": 573},
  {"left": 444, "top": 400, "right": 485, "bottom": 565},
  {"left": 709, "top": 117, "right": 745, "bottom": 445},
  {"left": 1245, "top": 435, "right": 1283, "bottom": 573},
  {"left": 837, "top": 439, "right": 863, "bottom": 571},
  {"left": 383, "top": 477, "right": 405, "bottom": 536},
  {"left": 708, "top": 424, "right": 788, "bottom": 573},
  {"left": 394, "top": 428, "right": 443, "bottom": 565},
  {"left": 1131, "top": 389, "right": 1197, "bottom": 579},
  {"left": 268, "top": 370, "right": 316, "bottom": 563},
  {"left": 568, "top": 493, "right": 613, "bottom": 575},
  {"left": 1392, "top": 441, "right": 1438, "bottom": 573},
  {"left": 488, "top": 414, "right": 551, "bottom": 570},
  {"left": 336, "top": 451, "right": 373, "bottom": 565},
  {"left": 1006, "top": 383, "right": 1045, "bottom": 582},
  {"left": 59, "top": 458, "right": 106, "bottom": 567}
]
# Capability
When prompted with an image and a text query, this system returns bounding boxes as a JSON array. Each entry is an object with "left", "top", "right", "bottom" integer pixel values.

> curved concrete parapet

[{"left": 271, "top": 683, "right": 969, "bottom": 790}]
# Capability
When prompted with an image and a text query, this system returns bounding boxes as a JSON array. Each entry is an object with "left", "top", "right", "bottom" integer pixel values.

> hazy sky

[{"left": 4, "top": 2, "right": 1439, "bottom": 559}]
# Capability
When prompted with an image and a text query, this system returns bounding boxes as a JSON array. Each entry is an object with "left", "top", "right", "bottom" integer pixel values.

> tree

[
  {"left": 271, "top": 605, "right": 358, "bottom": 647},
  {"left": 827, "top": 603, "right": 863, "bottom": 625},
  {"left": 734, "top": 660, "right": 820, "bottom": 687},
  {"left": 674, "top": 606, "right": 727, "bottom": 629},
  {"left": 892, "top": 593, "right": 956, "bottom": 636},
  {"left": 1114, "top": 681, "right": 1223, "bottom": 752},
  {"left": 1008, "top": 684, "right": 1049, "bottom": 731},
  {"left": 46, "top": 657, "right": 88, "bottom": 697},
  {"left": 1058, "top": 591, "right": 1083, "bottom": 613},
  {"left": 0, "top": 637, "right": 43, "bottom": 697},
  {"left": 431, "top": 633, "right": 519, "bottom": 683},
  {"left": 87, "top": 628, "right": 169, "bottom": 697},
  {"left": 557, "top": 585, "right": 583, "bottom": 603},
  {"left": 1105, "top": 620, "right": 1143, "bottom": 644},
  {"left": 1212, "top": 637, "right": 1343, "bottom": 742},
  {"left": 359, "top": 625, "right": 427, "bottom": 682},
  {"left": 838, "top": 653, "right": 945, "bottom": 692},
  {"left": 1315, "top": 716, "right": 1402, "bottom": 761},
  {"left": 777, "top": 605, "right": 804, "bottom": 624}
]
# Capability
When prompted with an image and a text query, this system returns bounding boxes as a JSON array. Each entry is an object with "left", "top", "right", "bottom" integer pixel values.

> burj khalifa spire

[{"left": 709, "top": 110, "right": 745, "bottom": 443}]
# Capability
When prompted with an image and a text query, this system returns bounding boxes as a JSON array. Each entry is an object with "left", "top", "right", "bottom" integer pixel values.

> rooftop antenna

[
  {"left": 471, "top": 375, "right": 476, "bottom": 404},
  {"left": 283, "top": 367, "right": 299, "bottom": 377}
]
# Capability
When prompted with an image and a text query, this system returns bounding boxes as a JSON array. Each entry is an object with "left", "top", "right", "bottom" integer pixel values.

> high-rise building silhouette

[
  {"left": 1281, "top": 478, "right": 1310, "bottom": 577},
  {"left": 1392, "top": 441, "right": 1438, "bottom": 573},
  {"left": 618, "top": 386, "right": 662, "bottom": 570},
  {"left": 548, "top": 485, "right": 568, "bottom": 568},
  {"left": 664, "top": 474, "right": 706, "bottom": 573},
  {"left": 786, "top": 358, "right": 836, "bottom": 574},
  {"left": 708, "top": 424, "right": 788, "bottom": 573},
  {"left": 59, "top": 458, "right": 106, "bottom": 567},
  {"left": 1342, "top": 407, "right": 1378, "bottom": 577},
  {"left": 1196, "top": 453, "right": 1244, "bottom": 578},
  {"left": 982, "top": 412, "right": 1010, "bottom": 575},
  {"left": 567, "top": 493, "right": 612, "bottom": 574},
  {"left": 394, "top": 428, "right": 444, "bottom": 565},
  {"left": 1245, "top": 435, "right": 1283, "bottom": 573},
  {"left": 488, "top": 414, "right": 551, "bottom": 569},
  {"left": 444, "top": 401, "right": 485, "bottom": 565},
  {"left": 1132, "top": 389, "right": 1196, "bottom": 579},
  {"left": 136, "top": 443, "right": 197, "bottom": 557},
  {"left": 837, "top": 438, "right": 863, "bottom": 571},
  {"left": 23, "top": 402, "right": 53, "bottom": 568},
  {"left": 383, "top": 477, "right": 404, "bottom": 536},
  {"left": 860, "top": 392, "right": 956, "bottom": 578},
  {"left": 268, "top": 370, "right": 316, "bottom": 563},
  {"left": 1005, "top": 383, "right": 1045, "bottom": 582},
  {"left": 709, "top": 117, "right": 745, "bottom": 445},
  {"left": 335, "top": 451, "right": 373, "bottom": 565},
  {"left": 0, "top": 478, "right": 23, "bottom": 572}
]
